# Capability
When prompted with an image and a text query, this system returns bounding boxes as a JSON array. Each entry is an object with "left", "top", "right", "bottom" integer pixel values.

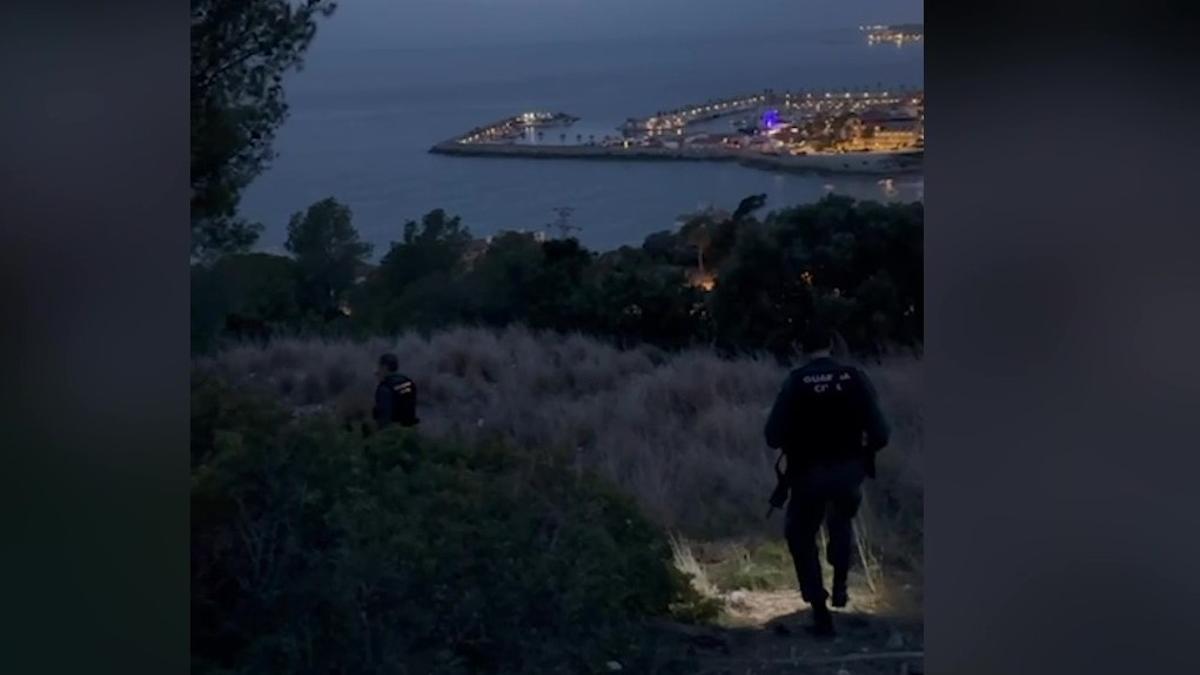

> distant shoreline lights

[{"left": 859, "top": 24, "right": 923, "bottom": 46}]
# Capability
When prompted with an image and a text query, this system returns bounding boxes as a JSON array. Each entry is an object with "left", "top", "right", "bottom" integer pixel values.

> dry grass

[{"left": 196, "top": 326, "right": 923, "bottom": 574}]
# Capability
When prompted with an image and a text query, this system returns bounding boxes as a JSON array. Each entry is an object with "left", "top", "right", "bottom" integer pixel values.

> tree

[
  {"left": 681, "top": 215, "right": 712, "bottom": 274},
  {"left": 465, "top": 232, "right": 545, "bottom": 324},
  {"left": 285, "top": 197, "right": 371, "bottom": 316},
  {"left": 353, "top": 210, "right": 474, "bottom": 332},
  {"left": 191, "top": 0, "right": 338, "bottom": 258},
  {"left": 709, "top": 221, "right": 810, "bottom": 356},
  {"left": 191, "top": 253, "right": 302, "bottom": 351},
  {"left": 731, "top": 193, "right": 767, "bottom": 222},
  {"left": 586, "top": 247, "right": 708, "bottom": 349},
  {"left": 531, "top": 238, "right": 595, "bottom": 328},
  {"left": 641, "top": 230, "right": 678, "bottom": 262},
  {"left": 377, "top": 209, "right": 473, "bottom": 291}
]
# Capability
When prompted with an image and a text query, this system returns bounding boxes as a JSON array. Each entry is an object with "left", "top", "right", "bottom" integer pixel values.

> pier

[{"left": 430, "top": 88, "right": 924, "bottom": 175}]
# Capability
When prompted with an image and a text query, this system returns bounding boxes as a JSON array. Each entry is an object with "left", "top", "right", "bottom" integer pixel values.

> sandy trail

[{"left": 646, "top": 580, "right": 923, "bottom": 675}]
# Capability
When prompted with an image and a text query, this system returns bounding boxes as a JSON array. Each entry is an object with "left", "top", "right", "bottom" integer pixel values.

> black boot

[
  {"left": 830, "top": 586, "right": 849, "bottom": 608},
  {"left": 806, "top": 600, "right": 835, "bottom": 637},
  {"left": 831, "top": 575, "right": 849, "bottom": 608}
]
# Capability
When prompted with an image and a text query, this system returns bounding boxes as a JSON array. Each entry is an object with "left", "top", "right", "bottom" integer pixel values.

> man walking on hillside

[
  {"left": 764, "top": 325, "right": 890, "bottom": 637},
  {"left": 372, "top": 353, "right": 420, "bottom": 430}
]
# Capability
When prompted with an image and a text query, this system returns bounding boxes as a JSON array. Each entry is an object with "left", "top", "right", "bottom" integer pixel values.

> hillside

[
  {"left": 197, "top": 326, "right": 922, "bottom": 575},
  {"left": 196, "top": 326, "right": 924, "bottom": 672}
]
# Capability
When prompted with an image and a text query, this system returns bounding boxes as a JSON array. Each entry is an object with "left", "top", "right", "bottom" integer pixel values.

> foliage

[
  {"left": 196, "top": 327, "right": 924, "bottom": 553},
  {"left": 194, "top": 195, "right": 922, "bottom": 358},
  {"left": 582, "top": 247, "right": 709, "bottom": 350},
  {"left": 354, "top": 209, "right": 476, "bottom": 333},
  {"left": 191, "top": 197, "right": 370, "bottom": 353},
  {"left": 285, "top": 197, "right": 372, "bottom": 317},
  {"left": 191, "top": 0, "right": 337, "bottom": 257},
  {"left": 381, "top": 209, "right": 474, "bottom": 291},
  {"left": 191, "top": 376, "right": 699, "bottom": 674},
  {"left": 191, "top": 253, "right": 303, "bottom": 352},
  {"left": 705, "top": 540, "right": 796, "bottom": 592},
  {"left": 709, "top": 220, "right": 809, "bottom": 357},
  {"left": 463, "top": 231, "right": 546, "bottom": 325}
]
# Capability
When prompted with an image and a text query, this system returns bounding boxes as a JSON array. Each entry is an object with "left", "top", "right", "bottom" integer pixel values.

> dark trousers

[{"left": 783, "top": 459, "right": 865, "bottom": 604}]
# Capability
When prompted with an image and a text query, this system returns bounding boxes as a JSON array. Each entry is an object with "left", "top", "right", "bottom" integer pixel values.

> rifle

[{"left": 765, "top": 451, "right": 789, "bottom": 519}]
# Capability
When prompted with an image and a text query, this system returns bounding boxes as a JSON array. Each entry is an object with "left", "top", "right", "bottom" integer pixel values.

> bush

[
  {"left": 191, "top": 377, "right": 700, "bottom": 674},
  {"left": 195, "top": 196, "right": 923, "bottom": 358},
  {"left": 198, "top": 328, "right": 924, "bottom": 550}
]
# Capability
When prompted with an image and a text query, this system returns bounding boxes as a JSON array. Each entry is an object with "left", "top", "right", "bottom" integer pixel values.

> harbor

[
  {"left": 860, "top": 23, "right": 924, "bottom": 46},
  {"left": 430, "top": 87, "right": 924, "bottom": 175}
]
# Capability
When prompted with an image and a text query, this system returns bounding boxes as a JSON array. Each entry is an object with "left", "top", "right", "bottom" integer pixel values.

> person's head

[
  {"left": 800, "top": 324, "right": 833, "bottom": 357},
  {"left": 377, "top": 353, "right": 399, "bottom": 380}
]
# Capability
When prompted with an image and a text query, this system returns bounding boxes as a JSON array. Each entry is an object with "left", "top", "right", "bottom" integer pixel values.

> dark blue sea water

[{"left": 241, "top": 28, "right": 923, "bottom": 255}]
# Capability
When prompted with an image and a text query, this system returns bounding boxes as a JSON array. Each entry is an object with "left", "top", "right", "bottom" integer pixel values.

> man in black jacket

[
  {"left": 372, "top": 353, "right": 419, "bottom": 429},
  {"left": 764, "top": 325, "right": 890, "bottom": 636}
]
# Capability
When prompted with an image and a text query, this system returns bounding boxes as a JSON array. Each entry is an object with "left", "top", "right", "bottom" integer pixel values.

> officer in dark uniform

[
  {"left": 764, "top": 325, "right": 890, "bottom": 636},
  {"left": 372, "top": 353, "right": 419, "bottom": 429}
]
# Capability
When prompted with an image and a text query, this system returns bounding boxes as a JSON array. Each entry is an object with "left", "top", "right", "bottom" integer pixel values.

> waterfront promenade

[
  {"left": 430, "top": 139, "right": 922, "bottom": 175},
  {"left": 430, "top": 87, "right": 924, "bottom": 175}
]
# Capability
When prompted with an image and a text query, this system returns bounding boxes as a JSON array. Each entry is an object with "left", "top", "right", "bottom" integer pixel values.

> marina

[
  {"left": 861, "top": 23, "right": 924, "bottom": 46},
  {"left": 242, "top": 24, "right": 925, "bottom": 252},
  {"left": 430, "top": 87, "right": 924, "bottom": 175}
]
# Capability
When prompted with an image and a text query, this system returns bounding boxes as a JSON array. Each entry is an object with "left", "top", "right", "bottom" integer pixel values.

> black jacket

[
  {"left": 373, "top": 373, "right": 419, "bottom": 428},
  {"left": 764, "top": 357, "right": 889, "bottom": 475}
]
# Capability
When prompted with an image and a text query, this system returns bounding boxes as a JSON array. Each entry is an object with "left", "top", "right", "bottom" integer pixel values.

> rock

[
  {"left": 727, "top": 590, "right": 750, "bottom": 609},
  {"left": 605, "top": 660, "right": 622, "bottom": 671}
]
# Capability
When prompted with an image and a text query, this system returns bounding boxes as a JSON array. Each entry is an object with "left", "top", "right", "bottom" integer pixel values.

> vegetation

[
  {"left": 191, "top": 0, "right": 338, "bottom": 257},
  {"left": 196, "top": 327, "right": 924, "bottom": 571},
  {"left": 192, "top": 374, "right": 716, "bottom": 675},
  {"left": 189, "top": 5, "right": 924, "bottom": 671},
  {"left": 703, "top": 540, "right": 797, "bottom": 593},
  {"left": 192, "top": 194, "right": 923, "bottom": 358},
  {"left": 286, "top": 197, "right": 373, "bottom": 317}
]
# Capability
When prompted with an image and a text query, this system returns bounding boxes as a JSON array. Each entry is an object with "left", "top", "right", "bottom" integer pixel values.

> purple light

[{"left": 761, "top": 109, "right": 781, "bottom": 129}]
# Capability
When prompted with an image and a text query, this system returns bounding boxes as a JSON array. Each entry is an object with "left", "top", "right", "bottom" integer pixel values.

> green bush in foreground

[{"left": 192, "top": 376, "right": 710, "bottom": 674}]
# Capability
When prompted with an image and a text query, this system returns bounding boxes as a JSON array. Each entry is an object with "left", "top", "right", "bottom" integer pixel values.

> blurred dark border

[
  {"left": 2, "top": 1, "right": 1200, "bottom": 673},
  {"left": 927, "top": 1, "right": 1200, "bottom": 673},
  {"left": 0, "top": 1, "right": 189, "bottom": 673}
]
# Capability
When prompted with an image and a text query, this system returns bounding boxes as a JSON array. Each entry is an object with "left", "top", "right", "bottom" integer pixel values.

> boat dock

[{"left": 429, "top": 87, "right": 924, "bottom": 175}]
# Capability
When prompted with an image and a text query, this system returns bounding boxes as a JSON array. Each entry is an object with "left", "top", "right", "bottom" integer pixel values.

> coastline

[{"left": 429, "top": 140, "right": 923, "bottom": 176}]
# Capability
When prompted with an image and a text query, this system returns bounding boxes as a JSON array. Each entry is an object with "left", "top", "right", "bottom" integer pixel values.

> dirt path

[{"left": 644, "top": 584, "right": 924, "bottom": 675}]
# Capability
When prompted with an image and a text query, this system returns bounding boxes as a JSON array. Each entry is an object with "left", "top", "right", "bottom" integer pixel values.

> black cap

[{"left": 379, "top": 353, "right": 399, "bottom": 373}]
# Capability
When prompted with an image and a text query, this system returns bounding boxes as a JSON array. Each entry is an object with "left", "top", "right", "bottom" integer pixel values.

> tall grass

[{"left": 196, "top": 326, "right": 922, "bottom": 570}]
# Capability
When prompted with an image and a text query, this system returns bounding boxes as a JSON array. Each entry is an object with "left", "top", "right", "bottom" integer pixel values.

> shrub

[
  {"left": 191, "top": 377, "right": 700, "bottom": 675},
  {"left": 197, "top": 327, "right": 923, "bottom": 556},
  {"left": 195, "top": 196, "right": 923, "bottom": 357}
]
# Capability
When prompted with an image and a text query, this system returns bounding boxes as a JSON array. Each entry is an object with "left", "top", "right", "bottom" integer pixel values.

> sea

[{"left": 240, "top": 27, "right": 924, "bottom": 255}]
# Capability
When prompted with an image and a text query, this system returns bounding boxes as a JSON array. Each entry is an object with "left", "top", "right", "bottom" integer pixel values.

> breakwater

[
  {"left": 429, "top": 140, "right": 921, "bottom": 175},
  {"left": 431, "top": 87, "right": 924, "bottom": 175}
]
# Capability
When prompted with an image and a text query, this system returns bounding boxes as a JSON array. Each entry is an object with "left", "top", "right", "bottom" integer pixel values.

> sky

[{"left": 309, "top": 0, "right": 924, "bottom": 51}]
